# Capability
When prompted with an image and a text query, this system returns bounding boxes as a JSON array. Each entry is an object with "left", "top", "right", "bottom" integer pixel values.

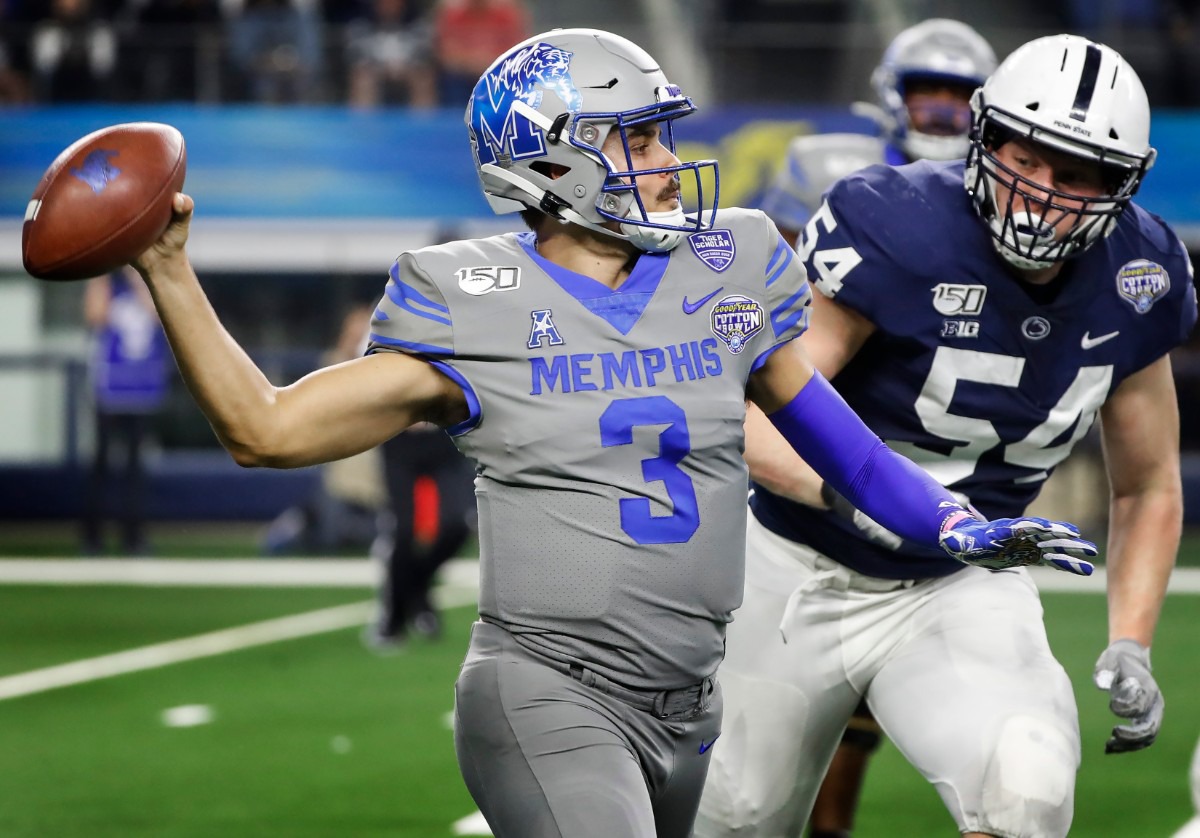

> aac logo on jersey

[
  {"left": 688, "top": 230, "right": 736, "bottom": 272},
  {"left": 1116, "top": 259, "right": 1169, "bottom": 313},
  {"left": 528, "top": 309, "right": 564, "bottom": 349},
  {"left": 458, "top": 266, "right": 521, "bottom": 296},
  {"left": 710, "top": 294, "right": 763, "bottom": 354}
]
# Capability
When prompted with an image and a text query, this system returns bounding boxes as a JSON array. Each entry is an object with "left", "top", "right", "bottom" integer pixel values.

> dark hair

[{"left": 519, "top": 208, "right": 545, "bottom": 231}]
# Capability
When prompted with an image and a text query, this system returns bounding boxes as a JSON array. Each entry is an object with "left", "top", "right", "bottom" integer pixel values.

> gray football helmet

[
  {"left": 871, "top": 18, "right": 996, "bottom": 161},
  {"left": 466, "top": 28, "right": 718, "bottom": 253},
  {"left": 965, "top": 34, "right": 1156, "bottom": 270}
]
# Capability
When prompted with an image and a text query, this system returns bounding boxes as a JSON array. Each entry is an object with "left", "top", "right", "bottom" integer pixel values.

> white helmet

[
  {"left": 871, "top": 18, "right": 996, "bottom": 161},
  {"left": 466, "top": 28, "right": 718, "bottom": 253},
  {"left": 965, "top": 34, "right": 1156, "bottom": 270}
]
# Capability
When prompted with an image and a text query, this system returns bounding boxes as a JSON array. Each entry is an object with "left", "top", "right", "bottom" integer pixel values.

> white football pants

[{"left": 695, "top": 514, "right": 1080, "bottom": 838}]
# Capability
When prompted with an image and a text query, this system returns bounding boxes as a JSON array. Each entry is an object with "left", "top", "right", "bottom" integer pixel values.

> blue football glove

[
  {"left": 938, "top": 515, "right": 1097, "bottom": 576},
  {"left": 1093, "top": 639, "right": 1163, "bottom": 754}
]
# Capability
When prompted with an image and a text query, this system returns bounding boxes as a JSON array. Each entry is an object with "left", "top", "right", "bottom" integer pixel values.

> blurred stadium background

[{"left": 2, "top": 0, "right": 1200, "bottom": 835}]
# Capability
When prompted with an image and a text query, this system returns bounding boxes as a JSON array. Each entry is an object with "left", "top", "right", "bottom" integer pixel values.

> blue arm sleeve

[{"left": 766, "top": 373, "right": 968, "bottom": 547}]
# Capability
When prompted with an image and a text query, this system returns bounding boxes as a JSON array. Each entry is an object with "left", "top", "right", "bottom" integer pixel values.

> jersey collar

[{"left": 516, "top": 231, "right": 669, "bottom": 335}]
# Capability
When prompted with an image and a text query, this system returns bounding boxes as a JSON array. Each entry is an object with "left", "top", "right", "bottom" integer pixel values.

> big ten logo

[
  {"left": 676, "top": 120, "right": 809, "bottom": 209},
  {"left": 457, "top": 266, "right": 521, "bottom": 296},
  {"left": 940, "top": 320, "right": 980, "bottom": 338}
]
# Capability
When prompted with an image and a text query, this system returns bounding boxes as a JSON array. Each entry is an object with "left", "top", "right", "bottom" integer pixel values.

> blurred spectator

[
  {"left": 1163, "top": 2, "right": 1200, "bottom": 107},
  {"left": 260, "top": 303, "right": 386, "bottom": 555},
  {"left": 0, "top": 39, "right": 31, "bottom": 102},
  {"left": 259, "top": 447, "right": 385, "bottom": 554},
  {"left": 1, "top": 0, "right": 35, "bottom": 101},
  {"left": 345, "top": 0, "right": 436, "bottom": 108},
  {"left": 30, "top": 0, "right": 117, "bottom": 101},
  {"left": 320, "top": 0, "right": 372, "bottom": 24},
  {"left": 226, "top": 0, "right": 323, "bottom": 103},
  {"left": 1173, "top": 335, "right": 1200, "bottom": 451},
  {"left": 122, "top": 0, "right": 222, "bottom": 102},
  {"left": 368, "top": 422, "right": 476, "bottom": 648},
  {"left": 82, "top": 267, "right": 171, "bottom": 556},
  {"left": 432, "top": 0, "right": 528, "bottom": 107}
]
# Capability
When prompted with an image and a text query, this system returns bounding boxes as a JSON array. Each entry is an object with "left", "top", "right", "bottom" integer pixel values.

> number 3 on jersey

[{"left": 600, "top": 396, "right": 699, "bottom": 545}]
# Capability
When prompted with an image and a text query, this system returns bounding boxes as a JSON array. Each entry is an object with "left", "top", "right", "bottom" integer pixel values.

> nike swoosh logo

[
  {"left": 699, "top": 735, "right": 720, "bottom": 755},
  {"left": 1081, "top": 330, "right": 1119, "bottom": 349},
  {"left": 683, "top": 287, "right": 723, "bottom": 315}
]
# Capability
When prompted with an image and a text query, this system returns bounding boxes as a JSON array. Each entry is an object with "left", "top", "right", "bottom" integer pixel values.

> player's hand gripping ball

[{"left": 22, "top": 122, "right": 187, "bottom": 281}]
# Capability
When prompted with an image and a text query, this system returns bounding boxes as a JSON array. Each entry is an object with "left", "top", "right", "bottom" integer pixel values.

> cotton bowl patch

[
  {"left": 688, "top": 230, "right": 735, "bottom": 272},
  {"left": 1116, "top": 259, "right": 1169, "bottom": 313},
  {"left": 710, "top": 294, "right": 763, "bottom": 354}
]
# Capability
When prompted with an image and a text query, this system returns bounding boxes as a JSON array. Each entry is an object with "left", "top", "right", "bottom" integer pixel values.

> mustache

[{"left": 658, "top": 175, "right": 682, "bottom": 203}]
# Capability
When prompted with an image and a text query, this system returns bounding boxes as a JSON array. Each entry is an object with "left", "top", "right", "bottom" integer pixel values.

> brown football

[{"left": 22, "top": 122, "right": 187, "bottom": 281}]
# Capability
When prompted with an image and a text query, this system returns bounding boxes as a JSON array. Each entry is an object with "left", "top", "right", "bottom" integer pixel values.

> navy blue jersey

[{"left": 752, "top": 159, "right": 1197, "bottom": 579}]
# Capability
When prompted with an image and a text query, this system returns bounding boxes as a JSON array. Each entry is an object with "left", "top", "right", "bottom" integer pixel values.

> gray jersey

[
  {"left": 759, "top": 133, "right": 889, "bottom": 234},
  {"left": 369, "top": 208, "right": 810, "bottom": 690}
]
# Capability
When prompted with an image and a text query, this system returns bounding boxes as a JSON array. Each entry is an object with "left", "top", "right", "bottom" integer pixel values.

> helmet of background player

[
  {"left": 465, "top": 28, "right": 719, "bottom": 254},
  {"left": 871, "top": 18, "right": 996, "bottom": 161},
  {"left": 964, "top": 34, "right": 1156, "bottom": 271}
]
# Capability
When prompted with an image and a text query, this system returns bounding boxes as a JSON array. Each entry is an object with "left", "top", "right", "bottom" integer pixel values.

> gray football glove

[
  {"left": 1093, "top": 639, "right": 1164, "bottom": 754},
  {"left": 938, "top": 515, "right": 1097, "bottom": 576}
]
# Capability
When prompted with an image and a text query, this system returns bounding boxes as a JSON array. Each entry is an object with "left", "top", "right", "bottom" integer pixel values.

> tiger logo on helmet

[{"left": 471, "top": 43, "right": 581, "bottom": 169}]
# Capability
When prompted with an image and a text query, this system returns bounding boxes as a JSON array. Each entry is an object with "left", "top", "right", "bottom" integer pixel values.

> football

[{"left": 22, "top": 122, "right": 187, "bottom": 281}]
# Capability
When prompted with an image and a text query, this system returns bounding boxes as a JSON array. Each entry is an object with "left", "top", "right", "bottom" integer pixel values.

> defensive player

[
  {"left": 697, "top": 34, "right": 1197, "bottom": 838},
  {"left": 760, "top": 21, "right": 998, "bottom": 837},
  {"left": 761, "top": 18, "right": 996, "bottom": 249},
  {"left": 128, "top": 29, "right": 1095, "bottom": 838}
]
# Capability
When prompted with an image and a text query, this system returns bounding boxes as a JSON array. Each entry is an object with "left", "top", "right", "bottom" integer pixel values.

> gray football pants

[{"left": 454, "top": 621, "right": 723, "bottom": 838}]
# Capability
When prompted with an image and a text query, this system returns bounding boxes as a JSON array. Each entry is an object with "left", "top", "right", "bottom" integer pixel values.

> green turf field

[{"left": 1, "top": 555, "right": 1198, "bottom": 836}]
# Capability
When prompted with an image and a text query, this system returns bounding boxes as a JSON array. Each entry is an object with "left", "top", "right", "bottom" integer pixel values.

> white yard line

[
  {"left": 0, "top": 560, "right": 1194, "bottom": 704},
  {"left": 1028, "top": 566, "right": 1200, "bottom": 594},
  {"left": 0, "top": 601, "right": 373, "bottom": 701},
  {"left": 0, "top": 559, "right": 1198, "bottom": 594},
  {"left": 0, "top": 564, "right": 480, "bottom": 702},
  {"left": 0, "top": 557, "right": 480, "bottom": 588}
]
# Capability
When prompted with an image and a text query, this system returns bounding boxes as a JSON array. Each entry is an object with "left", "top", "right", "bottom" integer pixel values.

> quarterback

[
  {"left": 697, "top": 34, "right": 1197, "bottom": 838},
  {"left": 129, "top": 29, "right": 1094, "bottom": 838}
]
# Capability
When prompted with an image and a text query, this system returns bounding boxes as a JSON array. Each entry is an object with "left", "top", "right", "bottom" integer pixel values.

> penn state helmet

[
  {"left": 871, "top": 18, "right": 996, "bottom": 161},
  {"left": 964, "top": 34, "right": 1156, "bottom": 270},
  {"left": 466, "top": 28, "right": 718, "bottom": 253}
]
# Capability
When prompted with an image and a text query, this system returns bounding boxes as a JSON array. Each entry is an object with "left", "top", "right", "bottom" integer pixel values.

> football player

[
  {"left": 696, "top": 34, "right": 1197, "bottom": 838},
  {"left": 129, "top": 29, "right": 1095, "bottom": 838},
  {"left": 761, "top": 18, "right": 997, "bottom": 250},
  {"left": 759, "top": 21, "right": 999, "bottom": 837}
]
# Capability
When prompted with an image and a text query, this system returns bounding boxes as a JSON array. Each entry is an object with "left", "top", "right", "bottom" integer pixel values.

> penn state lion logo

[{"left": 470, "top": 43, "right": 582, "bottom": 168}]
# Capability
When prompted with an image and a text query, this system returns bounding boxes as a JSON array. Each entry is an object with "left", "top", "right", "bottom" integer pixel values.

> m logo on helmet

[{"left": 470, "top": 43, "right": 582, "bottom": 168}]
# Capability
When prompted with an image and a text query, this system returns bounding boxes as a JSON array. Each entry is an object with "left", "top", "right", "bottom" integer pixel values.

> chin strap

[
  {"left": 621, "top": 206, "right": 689, "bottom": 253},
  {"left": 481, "top": 163, "right": 692, "bottom": 254}
]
